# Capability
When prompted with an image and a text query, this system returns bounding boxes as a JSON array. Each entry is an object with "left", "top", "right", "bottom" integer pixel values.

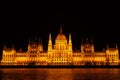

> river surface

[{"left": 0, "top": 68, "right": 120, "bottom": 80}]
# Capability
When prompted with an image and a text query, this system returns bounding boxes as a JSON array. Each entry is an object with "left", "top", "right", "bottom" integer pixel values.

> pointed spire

[
  {"left": 48, "top": 33, "right": 52, "bottom": 45},
  {"left": 49, "top": 33, "right": 51, "bottom": 40},
  {"left": 69, "top": 33, "right": 72, "bottom": 44},
  {"left": 12, "top": 44, "right": 14, "bottom": 49},
  {"left": 107, "top": 43, "right": 109, "bottom": 49},
  {"left": 48, "top": 33, "right": 52, "bottom": 51},
  {"left": 3, "top": 44, "right": 6, "bottom": 49},
  {"left": 69, "top": 33, "right": 71, "bottom": 39},
  {"left": 60, "top": 24, "right": 62, "bottom": 33},
  {"left": 115, "top": 43, "right": 118, "bottom": 48}
]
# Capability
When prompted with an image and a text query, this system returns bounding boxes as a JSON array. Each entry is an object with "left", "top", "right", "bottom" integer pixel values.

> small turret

[
  {"left": 81, "top": 38, "right": 94, "bottom": 53},
  {"left": 48, "top": 33, "right": 52, "bottom": 52},
  {"left": 68, "top": 33, "right": 72, "bottom": 51}
]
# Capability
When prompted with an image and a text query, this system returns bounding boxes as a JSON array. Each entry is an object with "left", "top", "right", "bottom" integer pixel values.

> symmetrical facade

[{"left": 0, "top": 27, "right": 120, "bottom": 66}]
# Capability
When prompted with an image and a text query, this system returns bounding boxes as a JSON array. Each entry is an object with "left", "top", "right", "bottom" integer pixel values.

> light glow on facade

[{"left": 0, "top": 27, "right": 120, "bottom": 66}]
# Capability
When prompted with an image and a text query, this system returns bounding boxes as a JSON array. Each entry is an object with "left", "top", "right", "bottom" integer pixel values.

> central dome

[
  {"left": 56, "top": 24, "right": 67, "bottom": 40},
  {"left": 56, "top": 33, "right": 67, "bottom": 40}
]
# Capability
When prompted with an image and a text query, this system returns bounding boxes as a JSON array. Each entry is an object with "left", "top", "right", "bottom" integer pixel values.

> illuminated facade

[{"left": 0, "top": 26, "right": 120, "bottom": 66}]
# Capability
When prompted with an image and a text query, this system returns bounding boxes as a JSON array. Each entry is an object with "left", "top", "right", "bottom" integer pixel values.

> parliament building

[{"left": 0, "top": 26, "right": 120, "bottom": 66}]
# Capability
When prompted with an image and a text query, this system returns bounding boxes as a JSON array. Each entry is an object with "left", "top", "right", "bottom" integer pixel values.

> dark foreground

[{"left": 0, "top": 65, "right": 120, "bottom": 68}]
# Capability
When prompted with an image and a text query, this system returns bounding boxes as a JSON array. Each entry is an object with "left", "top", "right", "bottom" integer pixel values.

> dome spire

[
  {"left": 48, "top": 33, "right": 52, "bottom": 44},
  {"left": 60, "top": 24, "right": 62, "bottom": 33}
]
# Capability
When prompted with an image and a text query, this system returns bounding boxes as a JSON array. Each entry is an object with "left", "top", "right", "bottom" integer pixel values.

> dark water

[{"left": 0, "top": 68, "right": 120, "bottom": 80}]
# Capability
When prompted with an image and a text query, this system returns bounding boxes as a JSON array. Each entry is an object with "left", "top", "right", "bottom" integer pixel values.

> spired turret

[
  {"left": 81, "top": 38, "right": 94, "bottom": 53},
  {"left": 68, "top": 33, "right": 72, "bottom": 52},
  {"left": 27, "top": 37, "right": 43, "bottom": 53},
  {"left": 48, "top": 33, "right": 52, "bottom": 52}
]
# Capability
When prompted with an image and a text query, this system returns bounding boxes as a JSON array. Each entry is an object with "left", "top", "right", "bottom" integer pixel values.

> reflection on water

[{"left": 0, "top": 68, "right": 120, "bottom": 80}]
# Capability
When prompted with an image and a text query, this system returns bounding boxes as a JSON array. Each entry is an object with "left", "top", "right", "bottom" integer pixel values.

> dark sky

[{"left": 0, "top": 4, "right": 120, "bottom": 59}]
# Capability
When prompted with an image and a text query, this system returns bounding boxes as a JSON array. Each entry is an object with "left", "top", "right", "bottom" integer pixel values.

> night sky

[{"left": 0, "top": 5, "right": 120, "bottom": 59}]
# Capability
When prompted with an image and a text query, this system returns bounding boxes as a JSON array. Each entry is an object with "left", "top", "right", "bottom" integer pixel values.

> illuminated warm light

[{"left": 0, "top": 26, "right": 119, "bottom": 66}]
